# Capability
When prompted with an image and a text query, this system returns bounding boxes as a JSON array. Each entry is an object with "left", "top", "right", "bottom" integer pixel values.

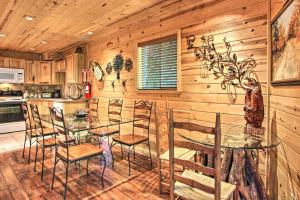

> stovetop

[{"left": 0, "top": 90, "right": 23, "bottom": 97}]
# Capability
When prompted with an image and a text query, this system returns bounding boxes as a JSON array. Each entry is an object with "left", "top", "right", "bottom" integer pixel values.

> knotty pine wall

[
  {"left": 269, "top": 0, "right": 300, "bottom": 199},
  {"left": 86, "top": 0, "right": 293, "bottom": 196}
]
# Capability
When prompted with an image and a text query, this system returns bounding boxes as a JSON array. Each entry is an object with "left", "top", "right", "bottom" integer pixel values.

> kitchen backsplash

[{"left": 0, "top": 83, "right": 62, "bottom": 97}]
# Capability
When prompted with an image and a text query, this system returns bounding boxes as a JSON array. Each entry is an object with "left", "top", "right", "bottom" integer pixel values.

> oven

[{"left": 0, "top": 91, "right": 26, "bottom": 134}]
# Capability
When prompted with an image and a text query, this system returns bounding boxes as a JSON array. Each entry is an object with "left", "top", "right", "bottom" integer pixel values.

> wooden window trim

[{"left": 136, "top": 29, "right": 182, "bottom": 94}]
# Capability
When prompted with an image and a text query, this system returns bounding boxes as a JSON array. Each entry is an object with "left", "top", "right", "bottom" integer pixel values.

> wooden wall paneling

[
  {"left": 269, "top": 0, "right": 300, "bottom": 199},
  {"left": 87, "top": 0, "right": 271, "bottom": 193}
]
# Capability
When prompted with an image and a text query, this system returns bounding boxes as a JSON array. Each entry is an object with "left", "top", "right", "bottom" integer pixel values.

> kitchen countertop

[{"left": 26, "top": 98, "right": 87, "bottom": 103}]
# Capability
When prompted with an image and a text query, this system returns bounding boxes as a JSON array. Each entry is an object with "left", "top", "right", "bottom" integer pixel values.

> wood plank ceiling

[{"left": 0, "top": 0, "right": 163, "bottom": 54}]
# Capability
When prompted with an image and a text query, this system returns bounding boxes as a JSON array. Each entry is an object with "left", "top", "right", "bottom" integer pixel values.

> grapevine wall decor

[
  {"left": 106, "top": 62, "right": 113, "bottom": 74},
  {"left": 113, "top": 54, "right": 124, "bottom": 80},
  {"left": 187, "top": 35, "right": 264, "bottom": 128},
  {"left": 124, "top": 58, "right": 133, "bottom": 72},
  {"left": 105, "top": 53, "right": 134, "bottom": 90}
]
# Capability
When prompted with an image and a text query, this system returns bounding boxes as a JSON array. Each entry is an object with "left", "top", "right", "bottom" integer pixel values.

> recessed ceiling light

[
  {"left": 87, "top": 31, "right": 94, "bottom": 35},
  {"left": 0, "top": 33, "right": 5, "bottom": 37},
  {"left": 41, "top": 40, "right": 47, "bottom": 44},
  {"left": 24, "top": 15, "right": 35, "bottom": 21}
]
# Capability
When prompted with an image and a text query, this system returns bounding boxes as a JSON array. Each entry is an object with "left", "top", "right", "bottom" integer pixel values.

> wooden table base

[{"left": 221, "top": 149, "right": 270, "bottom": 200}]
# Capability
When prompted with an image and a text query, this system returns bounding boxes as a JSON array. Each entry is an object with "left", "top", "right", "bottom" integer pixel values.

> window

[{"left": 138, "top": 35, "right": 178, "bottom": 90}]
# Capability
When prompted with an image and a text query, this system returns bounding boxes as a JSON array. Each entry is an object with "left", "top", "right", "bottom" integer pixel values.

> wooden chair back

[
  {"left": 108, "top": 99, "right": 123, "bottom": 123},
  {"left": 29, "top": 104, "right": 43, "bottom": 134},
  {"left": 49, "top": 107, "right": 71, "bottom": 156},
  {"left": 88, "top": 98, "right": 99, "bottom": 118},
  {"left": 132, "top": 100, "right": 153, "bottom": 138},
  {"left": 169, "top": 108, "right": 221, "bottom": 200},
  {"left": 22, "top": 103, "right": 32, "bottom": 135}
]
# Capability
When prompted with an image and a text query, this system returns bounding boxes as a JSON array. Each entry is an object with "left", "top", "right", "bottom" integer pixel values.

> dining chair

[
  {"left": 49, "top": 107, "right": 106, "bottom": 200},
  {"left": 87, "top": 98, "right": 99, "bottom": 118},
  {"left": 30, "top": 104, "right": 57, "bottom": 180},
  {"left": 158, "top": 109, "right": 196, "bottom": 193},
  {"left": 111, "top": 100, "right": 153, "bottom": 176},
  {"left": 22, "top": 103, "right": 37, "bottom": 163},
  {"left": 88, "top": 99, "right": 123, "bottom": 146},
  {"left": 169, "top": 109, "right": 238, "bottom": 200}
]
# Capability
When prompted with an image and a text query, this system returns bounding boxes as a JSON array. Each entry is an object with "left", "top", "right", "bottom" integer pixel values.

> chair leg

[
  {"left": 133, "top": 147, "right": 136, "bottom": 160},
  {"left": 121, "top": 144, "right": 124, "bottom": 159},
  {"left": 233, "top": 186, "right": 240, "bottom": 200},
  {"left": 86, "top": 159, "right": 89, "bottom": 176},
  {"left": 22, "top": 134, "right": 27, "bottom": 158},
  {"left": 158, "top": 158, "right": 162, "bottom": 194},
  {"left": 100, "top": 154, "right": 106, "bottom": 187},
  {"left": 148, "top": 140, "right": 152, "bottom": 169},
  {"left": 28, "top": 138, "right": 32, "bottom": 163},
  {"left": 110, "top": 141, "right": 114, "bottom": 167},
  {"left": 51, "top": 154, "right": 57, "bottom": 189},
  {"left": 34, "top": 142, "right": 38, "bottom": 172},
  {"left": 128, "top": 146, "right": 131, "bottom": 176},
  {"left": 41, "top": 147, "right": 45, "bottom": 180},
  {"left": 63, "top": 162, "right": 69, "bottom": 200}
]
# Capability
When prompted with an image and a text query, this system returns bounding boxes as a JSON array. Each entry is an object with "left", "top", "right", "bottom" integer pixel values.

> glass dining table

[
  {"left": 179, "top": 125, "right": 281, "bottom": 200},
  {"left": 40, "top": 114, "right": 139, "bottom": 142}
]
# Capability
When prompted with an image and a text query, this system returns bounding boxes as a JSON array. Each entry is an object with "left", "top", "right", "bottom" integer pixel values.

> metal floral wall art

[
  {"left": 187, "top": 35, "right": 264, "bottom": 128},
  {"left": 124, "top": 58, "right": 133, "bottom": 72},
  {"left": 113, "top": 54, "right": 124, "bottom": 80},
  {"left": 105, "top": 62, "right": 113, "bottom": 74},
  {"left": 187, "top": 35, "right": 259, "bottom": 104}
]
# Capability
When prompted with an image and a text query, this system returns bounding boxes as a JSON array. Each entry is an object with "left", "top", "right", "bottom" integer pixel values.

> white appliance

[{"left": 0, "top": 68, "right": 24, "bottom": 83}]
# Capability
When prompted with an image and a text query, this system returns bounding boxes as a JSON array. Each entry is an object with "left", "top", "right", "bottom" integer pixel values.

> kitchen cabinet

[
  {"left": 57, "top": 60, "right": 66, "bottom": 72},
  {"left": 0, "top": 57, "right": 9, "bottom": 68},
  {"left": 39, "top": 61, "right": 52, "bottom": 84},
  {"left": 24, "top": 60, "right": 39, "bottom": 84},
  {"left": 53, "top": 60, "right": 66, "bottom": 72},
  {"left": 9, "top": 58, "right": 24, "bottom": 68},
  {"left": 52, "top": 61, "right": 65, "bottom": 85},
  {"left": 66, "top": 53, "right": 84, "bottom": 83}
]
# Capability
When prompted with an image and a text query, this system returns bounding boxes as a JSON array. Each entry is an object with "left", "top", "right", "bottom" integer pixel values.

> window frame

[{"left": 136, "top": 30, "right": 182, "bottom": 94}]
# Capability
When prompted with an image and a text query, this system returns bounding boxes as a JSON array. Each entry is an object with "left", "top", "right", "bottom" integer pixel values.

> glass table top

[
  {"left": 179, "top": 125, "right": 281, "bottom": 150},
  {"left": 40, "top": 114, "right": 139, "bottom": 132}
]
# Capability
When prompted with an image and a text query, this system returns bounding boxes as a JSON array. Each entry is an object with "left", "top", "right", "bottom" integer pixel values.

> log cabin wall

[
  {"left": 87, "top": 0, "right": 271, "bottom": 193},
  {"left": 270, "top": 0, "right": 300, "bottom": 199}
]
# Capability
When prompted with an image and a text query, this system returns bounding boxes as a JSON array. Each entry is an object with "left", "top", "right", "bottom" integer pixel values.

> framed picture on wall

[{"left": 271, "top": 0, "right": 300, "bottom": 85}]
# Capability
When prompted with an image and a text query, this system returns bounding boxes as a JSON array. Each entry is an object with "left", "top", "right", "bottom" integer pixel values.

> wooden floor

[{"left": 0, "top": 140, "right": 168, "bottom": 200}]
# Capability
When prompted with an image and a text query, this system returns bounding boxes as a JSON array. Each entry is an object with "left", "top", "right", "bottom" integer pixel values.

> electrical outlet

[{"left": 290, "top": 192, "right": 297, "bottom": 200}]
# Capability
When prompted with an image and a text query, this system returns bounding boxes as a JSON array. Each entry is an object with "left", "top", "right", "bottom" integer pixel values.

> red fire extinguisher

[{"left": 85, "top": 82, "right": 92, "bottom": 99}]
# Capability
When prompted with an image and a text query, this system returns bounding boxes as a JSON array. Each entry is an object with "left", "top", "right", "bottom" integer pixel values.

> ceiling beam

[{"left": 0, "top": 49, "right": 41, "bottom": 60}]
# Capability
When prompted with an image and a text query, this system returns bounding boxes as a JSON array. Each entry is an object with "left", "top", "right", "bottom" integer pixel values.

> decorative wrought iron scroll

[{"left": 187, "top": 35, "right": 259, "bottom": 103}]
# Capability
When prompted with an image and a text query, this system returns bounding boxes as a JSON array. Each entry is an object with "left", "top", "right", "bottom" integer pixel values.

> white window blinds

[{"left": 138, "top": 36, "right": 177, "bottom": 90}]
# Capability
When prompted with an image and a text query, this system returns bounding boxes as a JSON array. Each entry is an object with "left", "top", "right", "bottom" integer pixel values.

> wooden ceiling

[{"left": 0, "top": 0, "right": 163, "bottom": 54}]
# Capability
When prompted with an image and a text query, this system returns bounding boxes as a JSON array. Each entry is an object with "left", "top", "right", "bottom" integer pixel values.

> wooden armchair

[
  {"left": 49, "top": 107, "right": 106, "bottom": 200},
  {"left": 169, "top": 109, "right": 238, "bottom": 200},
  {"left": 30, "top": 104, "right": 57, "bottom": 180},
  {"left": 111, "top": 100, "right": 153, "bottom": 175}
]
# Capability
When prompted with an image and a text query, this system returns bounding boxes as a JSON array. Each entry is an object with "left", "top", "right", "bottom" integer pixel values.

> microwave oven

[{"left": 0, "top": 68, "right": 24, "bottom": 83}]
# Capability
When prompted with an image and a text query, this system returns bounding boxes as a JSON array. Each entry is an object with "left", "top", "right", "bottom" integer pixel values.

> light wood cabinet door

[
  {"left": 59, "top": 60, "right": 66, "bottom": 71},
  {"left": 39, "top": 62, "right": 52, "bottom": 84},
  {"left": 66, "top": 54, "right": 75, "bottom": 83},
  {"left": 0, "top": 57, "right": 9, "bottom": 68},
  {"left": 24, "top": 60, "right": 36, "bottom": 84},
  {"left": 66, "top": 53, "right": 84, "bottom": 83},
  {"left": 9, "top": 58, "right": 24, "bottom": 68}
]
